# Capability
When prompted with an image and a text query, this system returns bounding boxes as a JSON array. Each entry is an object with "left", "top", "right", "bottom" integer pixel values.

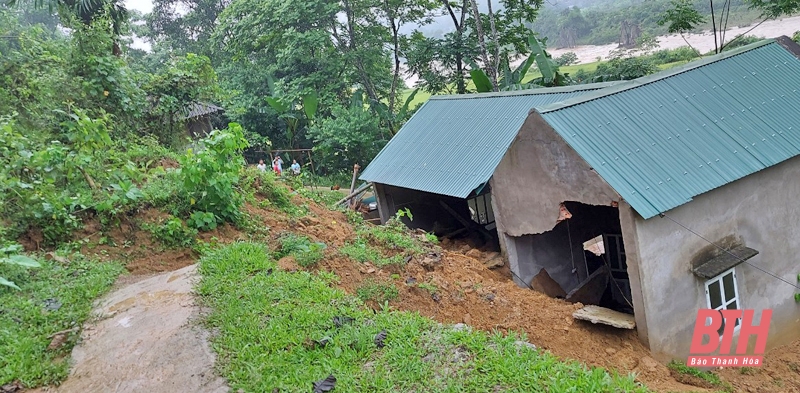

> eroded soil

[{"left": 23, "top": 189, "right": 800, "bottom": 393}]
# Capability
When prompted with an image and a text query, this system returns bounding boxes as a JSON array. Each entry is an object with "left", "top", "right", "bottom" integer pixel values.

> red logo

[{"left": 687, "top": 309, "right": 771, "bottom": 367}]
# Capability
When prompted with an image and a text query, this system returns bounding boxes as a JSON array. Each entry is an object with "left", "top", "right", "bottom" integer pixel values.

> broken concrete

[
  {"left": 529, "top": 268, "right": 567, "bottom": 298},
  {"left": 565, "top": 265, "right": 608, "bottom": 306},
  {"left": 30, "top": 265, "right": 228, "bottom": 393},
  {"left": 573, "top": 305, "right": 636, "bottom": 329}
]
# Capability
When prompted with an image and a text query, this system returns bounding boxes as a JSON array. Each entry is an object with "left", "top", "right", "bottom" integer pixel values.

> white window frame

[{"left": 704, "top": 267, "right": 741, "bottom": 337}]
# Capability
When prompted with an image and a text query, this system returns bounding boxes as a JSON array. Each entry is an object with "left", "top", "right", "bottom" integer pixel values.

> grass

[
  {"left": 0, "top": 251, "right": 123, "bottom": 387},
  {"left": 339, "top": 241, "right": 403, "bottom": 267},
  {"left": 275, "top": 233, "right": 326, "bottom": 267},
  {"left": 355, "top": 279, "right": 399, "bottom": 305},
  {"left": 197, "top": 242, "right": 650, "bottom": 392},
  {"left": 667, "top": 360, "right": 733, "bottom": 391}
]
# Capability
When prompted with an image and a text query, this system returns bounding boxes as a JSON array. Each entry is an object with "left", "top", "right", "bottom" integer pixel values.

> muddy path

[{"left": 28, "top": 265, "right": 227, "bottom": 393}]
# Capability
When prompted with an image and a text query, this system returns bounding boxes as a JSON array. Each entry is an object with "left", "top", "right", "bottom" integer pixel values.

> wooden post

[{"left": 349, "top": 164, "right": 360, "bottom": 209}]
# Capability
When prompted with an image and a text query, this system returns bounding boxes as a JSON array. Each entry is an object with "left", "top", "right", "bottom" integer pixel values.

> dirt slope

[{"left": 38, "top": 188, "right": 800, "bottom": 393}]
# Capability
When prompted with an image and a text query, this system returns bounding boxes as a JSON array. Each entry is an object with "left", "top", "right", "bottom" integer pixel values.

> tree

[
  {"left": 405, "top": 0, "right": 543, "bottom": 94},
  {"left": 378, "top": 0, "right": 438, "bottom": 113},
  {"left": 146, "top": 0, "right": 229, "bottom": 60},
  {"left": 656, "top": 0, "right": 703, "bottom": 56},
  {"left": 8, "top": 0, "right": 129, "bottom": 54},
  {"left": 469, "top": 33, "right": 570, "bottom": 91},
  {"left": 660, "top": 0, "right": 800, "bottom": 54},
  {"left": 307, "top": 91, "right": 386, "bottom": 174},
  {"left": 145, "top": 53, "right": 219, "bottom": 144}
]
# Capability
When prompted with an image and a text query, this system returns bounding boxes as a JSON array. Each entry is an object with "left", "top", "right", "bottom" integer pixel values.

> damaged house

[
  {"left": 359, "top": 82, "right": 619, "bottom": 249},
  {"left": 363, "top": 36, "right": 800, "bottom": 360}
]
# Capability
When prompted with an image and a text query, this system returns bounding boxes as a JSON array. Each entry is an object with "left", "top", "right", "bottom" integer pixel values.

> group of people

[{"left": 256, "top": 156, "right": 301, "bottom": 176}]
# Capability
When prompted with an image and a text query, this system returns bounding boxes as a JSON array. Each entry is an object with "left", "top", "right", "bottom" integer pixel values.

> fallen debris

[
  {"left": 374, "top": 330, "right": 387, "bottom": 348},
  {"left": 529, "top": 268, "right": 566, "bottom": 298},
  {"left": 565, "top": 266, "right": 608, "bottom": 306},
  {"left": 573, "top": 305, "right": 636, "bottom": 329},
  {"left": 312, "top": 374, "right": 337, "bottom": 393}
]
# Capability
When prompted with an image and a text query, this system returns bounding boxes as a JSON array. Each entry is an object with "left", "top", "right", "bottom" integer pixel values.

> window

[{"left": 704, "top": 267, "right": 741, "bottom": 336}]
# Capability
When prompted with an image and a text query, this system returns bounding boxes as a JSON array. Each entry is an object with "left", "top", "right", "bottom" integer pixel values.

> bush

[
  {"left": 178, "top": 123, "right": 248, "bottom": 225},
  {"left": 145, "top": 216, "right": 197, "bottom": 248},
  {"left": 645, "top": 46, "right": 698, "bottom": 65},
  {"left": 0, "top": 244, "right": 40, "bottom": 290},
  {"left": 591, "top": 57, "right": 659, "bottom": 82},
  {"left": 555, "top": 52, "right": 578, "bottom": 66}
]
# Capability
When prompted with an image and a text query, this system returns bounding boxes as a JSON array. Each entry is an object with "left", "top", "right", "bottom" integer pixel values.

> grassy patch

[
  {"left": 355, "top": 279, "right": 399, "bottom": 305},
  {"left": 0, "top": 251, "right": 123, "bottom": 387},
  {"left": 667, "top": 360, "right": 732, "bottom": 391},
  {"left": 142, "top": 216, "right": 197, "bottom": 248},
  {"left": 276, "top": 233, "right": 326, "bottom": 267},
  {"left": 339, "top": 241, "right": 403, "bottom": 267},
  {"left": 197, "top": 242, "right": 649, "bottom": 392}
]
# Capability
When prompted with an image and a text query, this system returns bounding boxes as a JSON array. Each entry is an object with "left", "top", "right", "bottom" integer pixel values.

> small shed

[{"left": 182, "top": 102, "right": 223, "bottom": 138}]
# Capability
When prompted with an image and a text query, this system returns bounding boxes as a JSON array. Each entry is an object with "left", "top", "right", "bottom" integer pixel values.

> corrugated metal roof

[
  {"left": 360, "top": 83, "right": 620, "bottom": 198},
  {"left": 182, "top": 102, "right": 223, "bottom": 120},
  {"left": 538, "top": 38, "right": 800, "bottom": 219}
]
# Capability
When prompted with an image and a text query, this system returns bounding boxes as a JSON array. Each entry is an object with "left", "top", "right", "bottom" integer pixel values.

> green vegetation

[
  {"left": 340, "top": 209, "right": 431, "bottom": 268},
  {"left": 144, "top": 216, "right": 198, "bottom": 248},
  {"left": 0, "top": 251, "right": 123, "bottom": 387},
  {"left": 197, "top": 242, "right": 649, "bottom": 392},
  {"left": 177, "top": 123, "right": 248, "bottom": 225},
  {"left": 0, "top": 244, "right": 41, "bottom": 290},
  {"left": 276, "top": 233, "right": 327, "bottom": 267},
  {"left": 667, "top": 361, "right": 732, "bottom": 391},
  {"left": 356, "top": 278, "right": 400, "bottom": 305}
]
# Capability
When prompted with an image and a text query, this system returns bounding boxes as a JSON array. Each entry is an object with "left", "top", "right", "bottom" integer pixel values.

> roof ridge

[
  {"left": 427, "top": 81, "right": 622, "bottom": 100},
  {"left": 534, "top": 37, "right": 780, "bottom": 114}
]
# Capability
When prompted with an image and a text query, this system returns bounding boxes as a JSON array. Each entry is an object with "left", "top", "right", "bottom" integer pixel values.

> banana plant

[
  {"left": 369, "top": 88, "right": 420, "bottom": 137},
  {"left": 469, "top": 33, "right": 571, "bottom": 91},
  {"left": 264, "top": 75, "right": 319, "bottom": 149}
]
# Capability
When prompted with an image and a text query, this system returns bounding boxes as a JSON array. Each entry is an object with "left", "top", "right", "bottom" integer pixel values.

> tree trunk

[
  {"left": 342, "top": 0, "right": 381, "bottom": 102},
  {"left": 486, "top": 0, "right": 500, "bottom": 91},
  {"left": 469, "top": 0, "right": 495, "bottom": 91},
  {"left": 389, "top": 16, "right": 401, "bottom": 114},
  {"left": 443, "top": 0, "right": 469, "bottom": 94}
]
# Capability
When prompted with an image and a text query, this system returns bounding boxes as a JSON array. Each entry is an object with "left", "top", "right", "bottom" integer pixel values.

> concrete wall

[
  {"left": 491, "top": 114, "right": 620, "bottom": 236},
  {"left": 492, "top": 114, "right": 623, "bottom": 288},
  {"left": 628, "top": 155, "right": 800, "bottom": 360}
]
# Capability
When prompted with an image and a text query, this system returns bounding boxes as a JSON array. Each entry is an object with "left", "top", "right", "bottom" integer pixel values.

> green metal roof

[
  {"left": 538, "top": 37, "right": 800, "bottom": 219},
  {"left": 360, "top": 83, "right": 619, "bottom": 198}
]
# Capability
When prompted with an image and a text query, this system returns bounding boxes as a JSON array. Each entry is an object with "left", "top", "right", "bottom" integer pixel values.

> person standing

[
  {"left": 256, "top": 159, "right": 267, "bottom": 172},
  {"left": 273, "top": 156, "right": 284, "bottom": 176}
]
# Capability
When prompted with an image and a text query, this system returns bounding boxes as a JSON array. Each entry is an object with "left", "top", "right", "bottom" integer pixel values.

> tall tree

[
  {"left": 660, "top": 0, "right": 800, "bottom": 54},
  {"left": 146, "top": 0, "right": 230, "bottom": 60},
  {"left": 378, "top": 0, "right": 438, "bottom": 112}
]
